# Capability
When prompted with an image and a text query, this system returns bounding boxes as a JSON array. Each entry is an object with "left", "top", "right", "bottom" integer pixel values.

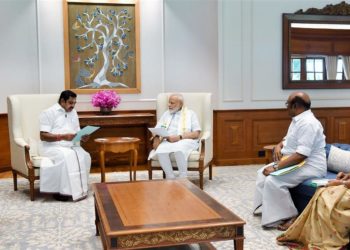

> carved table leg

[{"left": 99, "top": 150, "right": 106, "bottom": 183}]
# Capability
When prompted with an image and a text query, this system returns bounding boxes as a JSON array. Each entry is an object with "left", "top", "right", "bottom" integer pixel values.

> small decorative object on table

[{"left": 91, "top": 90, "right": 121, "bottom": 115}]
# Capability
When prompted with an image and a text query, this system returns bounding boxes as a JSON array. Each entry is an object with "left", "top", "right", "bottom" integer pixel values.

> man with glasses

[{"left": 253, "top": 92, "right": 326, "bottom": 230}]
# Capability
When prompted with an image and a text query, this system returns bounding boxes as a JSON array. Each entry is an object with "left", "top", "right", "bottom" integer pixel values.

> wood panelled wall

[
  {"left": 214, "top": 107, "right": 350, "bottom": 165},
  {"left": 0, "top": 115, "right": 10, "bottom": 172},
  {"left": 1, "top": 107, "right": 350, "bottom": 172}
]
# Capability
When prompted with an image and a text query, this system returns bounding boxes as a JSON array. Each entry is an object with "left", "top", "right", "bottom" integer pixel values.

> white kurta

[
  {"left": 38, "top": 103, "right": 91, "bottom": 201},
  {"left": 253, "top": 110, "right": 327, "bottom": 227},
  {"left": 149, "top": 108, "right": 201, "bottom": 178}
]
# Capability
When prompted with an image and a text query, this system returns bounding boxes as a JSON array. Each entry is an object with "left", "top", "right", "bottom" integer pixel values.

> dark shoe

[
  {"left": 53, "top": 193, "right": 70, "bottom": 202},
  {"left": 277, "top": 217, "right": 297, "bottom": 231}
]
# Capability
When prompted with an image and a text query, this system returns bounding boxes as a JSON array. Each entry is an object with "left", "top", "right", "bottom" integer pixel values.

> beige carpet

[{"left": 0, "top": 166, "right": 288, "bottom": 250}]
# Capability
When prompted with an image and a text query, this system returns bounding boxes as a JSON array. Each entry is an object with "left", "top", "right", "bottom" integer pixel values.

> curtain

[
  {"left": 325, "top": 56, "right": 338, "bottom": 80},
  {"left": 341, "top": 56, "right": 350, "bottom": 80}
]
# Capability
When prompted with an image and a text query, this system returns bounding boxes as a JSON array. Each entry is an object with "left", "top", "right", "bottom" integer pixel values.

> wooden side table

[
  {"left": 94, "top": 137, "right": 141, "bottom": 182},
  {"left": 263, "top": 145, "right": 275, "bottom": 163}
]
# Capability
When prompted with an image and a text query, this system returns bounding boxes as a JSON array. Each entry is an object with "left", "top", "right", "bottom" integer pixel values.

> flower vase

[{"left": 100, "top": 107, "right": 112, "bottom": 115}]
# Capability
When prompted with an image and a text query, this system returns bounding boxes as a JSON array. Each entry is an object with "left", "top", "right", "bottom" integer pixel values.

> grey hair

[{"left": 170, "top": 93, "right": 184, "bottom": 106}]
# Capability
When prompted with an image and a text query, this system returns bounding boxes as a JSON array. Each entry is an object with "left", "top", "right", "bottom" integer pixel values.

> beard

[{"left": 169, "top": 107, "right": 180, "bottom": 114}]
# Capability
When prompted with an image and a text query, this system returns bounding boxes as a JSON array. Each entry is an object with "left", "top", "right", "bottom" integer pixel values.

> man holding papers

[
  {"left": 149, "top": 93, "right": 201, "bottom": 179},
  {"left": 253, "top": 92, "right": 327, "bottom": 230},
  {"left": 38, "top": 90, "right": 92, "bottom": 201}
]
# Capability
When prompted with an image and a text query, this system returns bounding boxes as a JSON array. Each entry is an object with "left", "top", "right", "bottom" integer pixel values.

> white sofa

[{"left": 7, "top": 94, "right": 59, "bottom": 201}]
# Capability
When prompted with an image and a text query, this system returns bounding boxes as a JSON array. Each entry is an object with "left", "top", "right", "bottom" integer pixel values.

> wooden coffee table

[{"left": 93, "top": 179, "right": 245, "bottom": 249}]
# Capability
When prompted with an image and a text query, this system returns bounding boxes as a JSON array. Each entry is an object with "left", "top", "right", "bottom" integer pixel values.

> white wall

[
  {"left": 164, "top": 0, "right": 218, "bottom": 105},
  {"left": 219, "top": 0, "right": 350, "bottom": 109},
  {"left": 1, "top": 0, "right": 350, "bottom": 113},
  {"left": 0, "top": 0, "right": 39, "bottom": 112}
]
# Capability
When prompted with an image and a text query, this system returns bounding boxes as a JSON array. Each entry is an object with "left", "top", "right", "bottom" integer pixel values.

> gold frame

[{"left": 63, "top": 0, "right": 141, "bottom": 94}]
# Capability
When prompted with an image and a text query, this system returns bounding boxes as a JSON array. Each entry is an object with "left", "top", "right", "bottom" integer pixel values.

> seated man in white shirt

[
  {"left": 253, "top": 91, "right": 327, "bottom": 230},
  {"left": 39, "top": 90, "right": 91, "bottom": 201},
  {"left": 150, "top": 93, "right": 201, "bottom": 179}
]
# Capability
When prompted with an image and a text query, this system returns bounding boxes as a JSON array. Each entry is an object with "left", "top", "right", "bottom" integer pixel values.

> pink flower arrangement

[{"left": 91, "top": 90, "right": 121, "bottom": 109}]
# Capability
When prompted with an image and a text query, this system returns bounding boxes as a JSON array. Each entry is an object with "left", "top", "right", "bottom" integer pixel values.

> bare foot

[{"left": 277, "top": 217, "right": 297, "bottom": 231}]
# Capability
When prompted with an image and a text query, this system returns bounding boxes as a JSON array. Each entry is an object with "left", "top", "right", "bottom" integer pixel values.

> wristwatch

[
  {"left": 179, "top": 135, "right": 183, "bottom": 140},
  {"left": 273, "top": 163, "right": 279, "bottom": 171}
]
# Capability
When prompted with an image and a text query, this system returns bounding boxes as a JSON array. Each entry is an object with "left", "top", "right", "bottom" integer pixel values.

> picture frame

[{"left": 63, "top": 0, "right": 141, "bottom": 94}]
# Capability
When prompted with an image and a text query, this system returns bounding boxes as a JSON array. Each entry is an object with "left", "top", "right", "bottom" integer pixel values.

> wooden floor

[{"left": 0, "top": 164, "right": 149, "bottom": 179}]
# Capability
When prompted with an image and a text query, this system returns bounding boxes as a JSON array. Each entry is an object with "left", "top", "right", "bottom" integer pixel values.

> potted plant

[{"left": 91, "top": 90, "right": 121, "bottom": 115}]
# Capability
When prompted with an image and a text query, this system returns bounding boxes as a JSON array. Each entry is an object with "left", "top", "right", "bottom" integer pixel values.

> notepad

[
  {"left": 148, "top": 127, "right": 170, "bottom": 137},
  {"left": 72, "top": 125, "right": 100, "bottom": 143},
  {"left": 270, "top": 163, "right": 304, "bottom": 176},
  {"left": 264, "top": 155, "right": 305, "bottom": 176}
]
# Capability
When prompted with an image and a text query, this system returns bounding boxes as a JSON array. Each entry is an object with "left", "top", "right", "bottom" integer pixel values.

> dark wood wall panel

[
  {"left": 253, "top": 119, "right": 289, "bottom": 146},
  {"left": 2, "top": 107, "right": 350, "bottom": 172},
  {"left": 214, "top": 107, "right": 350, "bottom": 166},
  {"left": 215, "top": 110, "right": 290, "bottom": 165},
  {"left": 0, "top": 115, "right": 10, "bottom": 172}
]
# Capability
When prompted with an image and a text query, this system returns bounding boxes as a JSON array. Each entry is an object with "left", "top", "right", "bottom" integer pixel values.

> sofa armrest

[
  {"left": 14, "top": 137, "right": 29, "bottom": 148},
  {"left": 199, "top": 131, "right": 212, "bottom": 166}
]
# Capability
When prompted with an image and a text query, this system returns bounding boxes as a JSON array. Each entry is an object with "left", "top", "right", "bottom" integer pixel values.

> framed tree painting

[{"left": 63, "top": 0, "right": 141, "bottom": 93}]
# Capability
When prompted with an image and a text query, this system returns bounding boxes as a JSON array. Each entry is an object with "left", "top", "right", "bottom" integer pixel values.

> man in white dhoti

[
  {"left": 150, "top": 93, "right": 201, "bottom": 179},
  {"left": 253, "top": 92, "right": 326, "bottom": 230},
  {"left": 39, "top": 90, "right": 91, "bottom": 201}
]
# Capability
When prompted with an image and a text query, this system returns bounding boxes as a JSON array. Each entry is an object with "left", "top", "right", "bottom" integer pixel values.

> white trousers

[
  {"left": 152, "top": 139, "right": 199, "bottom": 179},
  {"left": 39, "top": 145, "right": 91, "bottom": 201},
  {"left": 253, "top": 164, "right": 325, "bottom": 227},
  {"left": 157, "top": 151, "right": 188, "bottom": 179}
]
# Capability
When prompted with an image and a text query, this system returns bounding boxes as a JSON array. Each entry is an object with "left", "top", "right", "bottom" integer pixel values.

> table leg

[
  {"left": 99, "top": 150, "right": 106, "bottom": 183},
  {"left": 129, "top": 150, "right": 133, "bottom": 181},
  {"left": 94, "top": 197, "right": 100, "bottom": 236},
  {"left": 133, "top": 149, "right": 138, "bottom": 181},
  {"left": 234, "top": 238, "right": 244, "bottom": 250}
]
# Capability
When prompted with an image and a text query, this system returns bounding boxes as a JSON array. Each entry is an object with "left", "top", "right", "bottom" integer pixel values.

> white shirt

[
  {"left": 156, "top": 109, "right": 201, "bottom": 136},
  {"left": 39, "top": 103, "right": 81, "bottom": 147},
  {"left": 281, "top": 109, "right": 326, "bottom": 173}
]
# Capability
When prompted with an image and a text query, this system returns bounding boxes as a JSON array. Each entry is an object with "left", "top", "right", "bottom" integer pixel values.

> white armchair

[
  {"left": 148, "top": 93, "right": 213, "bottom": 189},
  {"left": 7, "top": 94, "right": 59, "bottom": 201}
]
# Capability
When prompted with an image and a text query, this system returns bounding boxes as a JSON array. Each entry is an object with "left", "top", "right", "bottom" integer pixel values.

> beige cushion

[
  {"left": 31, "top": 156, "right": 54, "bottom": 168},
  {"left": 327, "top": 145, "right": 350, "bottom": 173}
]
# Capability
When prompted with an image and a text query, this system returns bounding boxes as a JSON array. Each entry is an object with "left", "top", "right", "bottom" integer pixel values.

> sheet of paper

[
  {"left": 148, "top": 127, "right": 170, "bottom": 137},
  {"left": 309, "top": 178, "right": 330, "bottom": 187},
  {"left": 265, "top": 155, "right": 305, "bottom": 176},
  {"left": 72, "top": 125, "right": 100, "bottom": 143}
]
